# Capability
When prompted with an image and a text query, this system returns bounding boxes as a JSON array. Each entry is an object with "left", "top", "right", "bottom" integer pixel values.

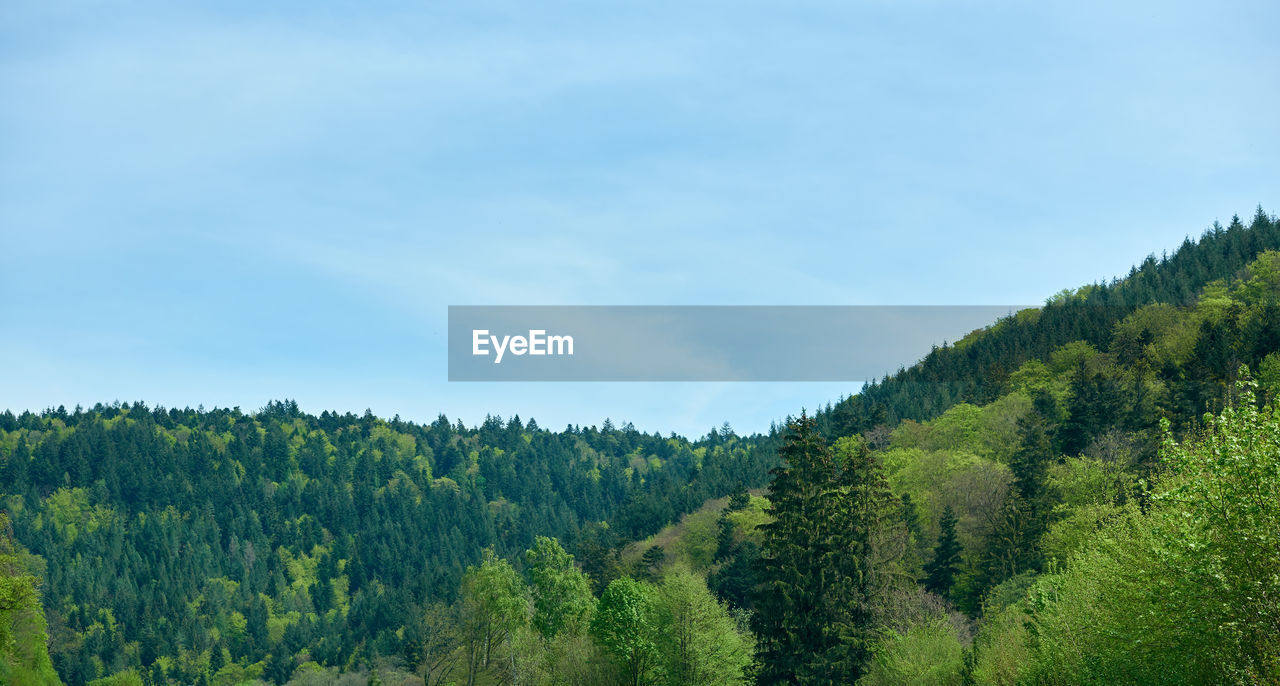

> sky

[{"left": 2, "top": 0, "right": 1278, "bottom": 437}]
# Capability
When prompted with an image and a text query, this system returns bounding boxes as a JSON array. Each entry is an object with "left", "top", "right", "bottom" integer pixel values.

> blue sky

[{"left": 2, "top": 0, "right": 1277, "bottom": 437}]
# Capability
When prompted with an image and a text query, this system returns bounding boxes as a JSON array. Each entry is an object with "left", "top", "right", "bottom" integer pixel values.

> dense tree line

[
  {"left": 824, "top": 207, "right": 1280, "bottom": 437},
  {"left": 0, "top": 405, "right": 776, "bottom": 684},
  {"left": 709, "top": 214, "right": 1280, "bottom": 683}
]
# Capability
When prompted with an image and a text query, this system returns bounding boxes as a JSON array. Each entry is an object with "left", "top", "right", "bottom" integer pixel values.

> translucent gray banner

[{"left": 448, "top": 306, "right": 1032, "bottom": 382}]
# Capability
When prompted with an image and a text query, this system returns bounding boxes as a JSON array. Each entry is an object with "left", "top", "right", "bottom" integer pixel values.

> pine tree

[
  {"left": 752, "top": 416, "right": 896, "bottom": 683},
  {"left": 978, "top": 491, "right": 1035, "bottom": 592},
  {"left": 714, "top": 513, "right": 736, "bottom": 563},
  {"left": 209, "top": 643, "right": 225, "bottom": 673},
  {"left": 637, "top": 545, "right": 666, "bottom": 583},
  {"left": 924, "top": 506, "right": 962, "bottom": 597},
  {"left": 752, "top": 414, "right": 832, "bottom": 684},
  {"left": 825, "top": 434, "right": 899, "bottom": 679}
]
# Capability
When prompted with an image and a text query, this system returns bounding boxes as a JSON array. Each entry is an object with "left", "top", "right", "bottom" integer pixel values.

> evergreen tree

[
  {"left": 977, "top": 491, "right": 1035, "bottom": 594},
  {"left": 637, "top": 545, "right": 666, "bottom": 583},
  {"left": 923, "top": 507, "right": 962, "bottom": 597},
  {"left": 208, "top": 644, "right": 224, "bottom": 674},
  {"left": 752, "top": 415, "right": 832, "bottom": 683},
  {"left": 715, "top": 511, "right": 737, "bottom": 563},
  {"left": 752, "top": 416, "right": 896, "bottom": 683},
  {"left": 708, "top": 541, "right": 759, "bottom": 610}
]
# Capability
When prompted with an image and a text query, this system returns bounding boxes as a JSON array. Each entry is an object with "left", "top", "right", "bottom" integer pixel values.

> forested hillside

[
  {"left": 0, "top": 405, "right": 775, "bottom": 684},
  {"left": 2, "top": 208, "right": 1279, "bottom": 685},
  {"left": 722, "top": 208, "right": 1280, "bottom": 684},
  {"left": 826, "top": 207, "right": 1280, "bottom": 436}
]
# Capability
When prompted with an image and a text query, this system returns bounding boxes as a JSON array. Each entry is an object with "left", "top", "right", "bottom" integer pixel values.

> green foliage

[
  {"left": 858, "top": 620, "right": 964, "bottom": 686},
  {"left": 636, "top": 545, "right": 666, "bottom": 583},
  {"left": 1260, "top": 351, "right": 1280, "bottom": 395},
  {"left": 1019, "top": 379, "right": 1280, "bottom": 684},
  {"left": 0, "top": 402, "right": 774, "bottom": 682},
  {"left": 830, "top": 209, "right": 1280, "bottom": 438},
  {"left": 922, "top": 507, "right": 961, "bottom": 598},
  {"left": 721, "top": 496, "right": 771, "bottom": 547},
  {"left": 652, "top": 565, "right": 754, "bottom": 686},
  {"left": 590, "top": 577, "right": 659, "bottom": 686},
  {"left": 884, "top": 447, "right": 1010, "bottom": 559},
  {"left": 460, "top": 549, "right": 528, "bottom": 685},
  {"left": 526, "top": 537, "right": 595, "bottom": 640},
  {"left": 1038, "top": 502, "right": 1120, "bottom": 564},
  {"left": 1043, "top": 455, "right": 1133, "bottom": 509},
  {"left": 86, "top": 671, "right": 143, "bottom": 686},
  {"left": 667, "top": 508, "right": 721, "bottom": 571},
  {"left": 0, "top": 513, "right": 62, "bottom": 686},
  {"left": 753, "top": 420, "right": 902, "bottom": 683},
  {"left": 964, "top": 601, "right": 1029, "bottom": 686}
]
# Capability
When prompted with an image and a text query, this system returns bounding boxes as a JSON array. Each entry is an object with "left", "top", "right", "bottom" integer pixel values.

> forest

[{"left": 2, "top": 207, "right": 1279, "bottom": 685}]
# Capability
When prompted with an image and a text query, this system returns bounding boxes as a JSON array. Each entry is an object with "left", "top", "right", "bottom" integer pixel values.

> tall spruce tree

[
  {"left": 924, "top": 506, "right": 962, "bottom": 597},
  {"left": 753, "top": 415, "right": 832, "bottom": 684},
  {"left": 752, "top": 415, "right": 896, "bottom": 683},
  {"left": 826, "top": 434, "right": 900, "bottom": 679}
]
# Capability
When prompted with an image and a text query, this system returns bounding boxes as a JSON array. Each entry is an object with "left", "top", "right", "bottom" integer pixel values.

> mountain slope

[
  {"left": 826, "top": 207, "right": 1280, "bottom": 436},
  {"left": 0, "top": 407, "right": 774, "bottom": 684}
]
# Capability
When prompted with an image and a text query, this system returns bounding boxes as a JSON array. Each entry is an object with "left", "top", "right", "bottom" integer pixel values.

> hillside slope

[
  {"left": 825, "top": 207, "right": 1280, "bottom": 437},
  {"left": 0, "top": 407, "right": 774, "bottom": 684}
]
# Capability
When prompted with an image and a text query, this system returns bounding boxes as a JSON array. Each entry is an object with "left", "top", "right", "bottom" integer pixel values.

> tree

[
  {"left": 526, "top": 536, "right": 595, "bottom": 640},
  {"left": 826, "top": 434, "right": 904, "bottom": 678},
  {"left": 923, "top": 507, "right": 962, "bottom": 598},
  {"left": 708, "top": 541, "right": 759, "bottom": 610},
  {"left": 264, "top": 650, "right": 296, "bottom": 685},
  {"left": 590, "top": 577, "right": 658, "bottom": 686},
  {"left": 751, "top": 416, "right": 899, "bottom": 683},
  {"left": 653, "top": 566, "right": 753, "bottom": 686},
  {"left": 976, "top": 490, "right": 1035, "bottom": 595},
  {"left": 459, "top": 549, "right": 529, "bottom": 686},
  {"left": 0, "top": 514, "right": 61, "bottom": 686},
  {"left": 715, "top": 514, "right": 736, "bottom": 563},
  {"left": 636, "top": 545, "right": 666, "bottom": 583},
  {"left": 979, "top": 404, "right": 1055, "bottom": 595},
  {"left": 208, "top": 643, "right": 224, "bottom": 674},
  {"left": 407, "top": 602, "right": 460, "bottom": 686},
  {"left": 752, "top": 415, "right": 833, "bottom": 683},
  {"left": 1021, "top": 377, "right": 1280, "bottom": 683},
  {"left": 577, "top": 537, "right": 625, "bottom": 596}
]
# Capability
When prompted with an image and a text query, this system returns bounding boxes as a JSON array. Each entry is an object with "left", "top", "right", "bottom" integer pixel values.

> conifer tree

[
  {"left": 924, "top": 506, "right": 962, "bottom": 597},
  {"left": 637, "top": 545, "right": 666, "bottom": 583},
  {"left": 752, "top": 416, "right": 897, "bottom": 683},
  {"left": 752, "top": 414, "right": 832, "bottom": 683}
]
